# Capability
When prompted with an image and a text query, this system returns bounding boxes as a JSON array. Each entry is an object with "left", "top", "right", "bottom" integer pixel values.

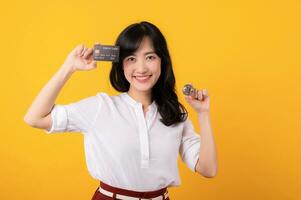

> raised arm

[{"left": 24, "top": 44, "right": 97, "bottom": 130}]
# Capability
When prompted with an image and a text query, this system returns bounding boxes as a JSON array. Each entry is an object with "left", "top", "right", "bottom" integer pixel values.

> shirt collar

[{"left": 120, "top": 92, "right": 157, "bottom": 111}]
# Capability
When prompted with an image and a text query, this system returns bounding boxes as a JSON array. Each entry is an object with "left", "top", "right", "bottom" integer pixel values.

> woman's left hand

[{"left": 185, "top": 88, "right": 210, "bottom": 114}]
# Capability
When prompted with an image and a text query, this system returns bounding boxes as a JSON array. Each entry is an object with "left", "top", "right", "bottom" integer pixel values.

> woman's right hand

[{"left": 62, "top": 43, "right": 98, "bottom": 73}]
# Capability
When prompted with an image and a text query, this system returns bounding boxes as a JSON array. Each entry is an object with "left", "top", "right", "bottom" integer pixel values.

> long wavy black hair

[{"left": 110, "top": 21, "right": 187, "bottom": 126}]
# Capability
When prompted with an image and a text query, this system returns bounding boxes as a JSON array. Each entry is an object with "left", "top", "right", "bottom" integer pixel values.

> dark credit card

[{"left": 93, "top": 44, "right": 120, "bottom": 62}]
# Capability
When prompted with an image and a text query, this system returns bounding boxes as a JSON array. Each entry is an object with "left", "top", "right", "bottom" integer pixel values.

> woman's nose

[{"left": 135, "top": 60, "right": 148, "bottom": 73}]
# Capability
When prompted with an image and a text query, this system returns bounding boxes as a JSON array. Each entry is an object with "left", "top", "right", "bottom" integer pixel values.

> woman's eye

[
  {"left": 147, "top": 56, "right": 156, "bottom": 60},
  {"left": 127, "top": 57, "right": 135, "bottom": 62}
]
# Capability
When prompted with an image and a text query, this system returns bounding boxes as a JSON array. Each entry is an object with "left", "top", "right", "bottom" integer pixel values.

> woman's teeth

[
  {"left": 135, "top": 75, "right": 151, "bottom": 80},
  {"left": 134, "top": 75, "right": 152, "bottom": 82}
]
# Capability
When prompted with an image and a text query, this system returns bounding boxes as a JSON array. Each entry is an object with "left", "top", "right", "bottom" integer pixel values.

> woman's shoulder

[
  {"left": 95, "top": 91, "right": 110, "bottom": 99},
  {"left": 95, "top": 91, "right": 125, "bottom": 105}
]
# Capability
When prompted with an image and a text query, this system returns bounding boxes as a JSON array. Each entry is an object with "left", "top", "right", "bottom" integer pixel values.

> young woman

[{"left": 24, "top": 21, "right": 218, "bottom": 200}]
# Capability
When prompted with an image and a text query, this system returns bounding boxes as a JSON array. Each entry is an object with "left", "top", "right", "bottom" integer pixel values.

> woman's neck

[{"left": 127, "top": 89, "right": 152, "bottom": 109}]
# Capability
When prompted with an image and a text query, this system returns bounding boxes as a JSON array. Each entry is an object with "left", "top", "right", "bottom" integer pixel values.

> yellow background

[{"left": 1, "top": 0, "right": 300, "bottom": 199}]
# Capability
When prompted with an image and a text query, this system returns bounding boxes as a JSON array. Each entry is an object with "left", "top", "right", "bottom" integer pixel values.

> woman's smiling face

[{"left": 122, "top": 36, "right": 161, "bottom": 94}]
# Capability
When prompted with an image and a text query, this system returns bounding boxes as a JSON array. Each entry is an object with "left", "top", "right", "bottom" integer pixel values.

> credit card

[{"left": 93, "top": 44, "right": 120, "bottom": 62}]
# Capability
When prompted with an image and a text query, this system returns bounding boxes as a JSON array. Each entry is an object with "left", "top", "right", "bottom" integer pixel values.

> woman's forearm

[
  {"left": 24, "top": 64, "right": 74, "bottom": 125},
  {"left": 196, "top": 112, "right": 218, "bottom": 177}
]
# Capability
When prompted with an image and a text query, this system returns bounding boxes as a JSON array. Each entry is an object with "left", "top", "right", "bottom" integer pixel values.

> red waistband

[{"left": 100, "top": 181, "right": 168, "bottom": 199}]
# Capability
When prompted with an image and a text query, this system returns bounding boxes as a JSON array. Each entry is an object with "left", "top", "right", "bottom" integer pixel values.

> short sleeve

[
  {"left": 179, "top": 118, "right": 201, "bottom": 172},
  {"left": 45, "top": 95, "right": 101, "bottom": 135}
]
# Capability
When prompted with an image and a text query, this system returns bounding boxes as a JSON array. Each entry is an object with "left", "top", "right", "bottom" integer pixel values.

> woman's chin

[{"left": 130, "top": 85, "right": 153, "bottom": 93}]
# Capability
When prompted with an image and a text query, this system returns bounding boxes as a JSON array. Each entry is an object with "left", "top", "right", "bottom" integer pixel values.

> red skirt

[{"left": 91, "top": 181, "right": 170, "bottom": 200}]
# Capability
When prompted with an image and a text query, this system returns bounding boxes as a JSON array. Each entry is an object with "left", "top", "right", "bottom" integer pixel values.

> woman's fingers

[
  {"left": 197, "top": 90, "right": 203, "bottom": 100},
  {"left": 75, "top": 44, "right": 85, "bottom": 55},
  {"left": 83, "top": 47, "right": 93, "bottom": 59},
  {"left": 203, "top": 89, "right": 208, "bottom": 97},
  {"left": 73, "top": 44, "right": 97, "bottom": 59},
  {"left": 196, "top": 89, "right": 209, "bottom": 101},
  {"left": 80, "top": 47, "right": 88, "bottom": 57}
]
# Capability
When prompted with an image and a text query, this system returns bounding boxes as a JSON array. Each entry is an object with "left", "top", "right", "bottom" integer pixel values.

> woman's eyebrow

[{"left": 132, "top": 51, "right": 156, "bottom": 56}]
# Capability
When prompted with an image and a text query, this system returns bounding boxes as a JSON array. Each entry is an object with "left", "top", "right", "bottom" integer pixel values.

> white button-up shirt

[{"left": 45, "top": 92, "right": 200, "bottom": 191}]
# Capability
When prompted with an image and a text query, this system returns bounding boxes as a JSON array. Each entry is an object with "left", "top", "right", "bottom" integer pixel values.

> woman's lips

[{"left": 133, "top": 75, "right": 152, "bottom": 83}]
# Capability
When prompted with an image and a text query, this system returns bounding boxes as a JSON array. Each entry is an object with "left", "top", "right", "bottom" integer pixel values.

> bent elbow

[
  {"left": 24, "top": 116, "right": 33, "bottom": 126},
  {"left": 203, "top": 170, "right": 218, "bottom": 178},
  {"left": 197, "top": 165, "right": 218, "bottom": 178},
  {"left": 23, "top": 115, "right": 37, "bottom": 127}
]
